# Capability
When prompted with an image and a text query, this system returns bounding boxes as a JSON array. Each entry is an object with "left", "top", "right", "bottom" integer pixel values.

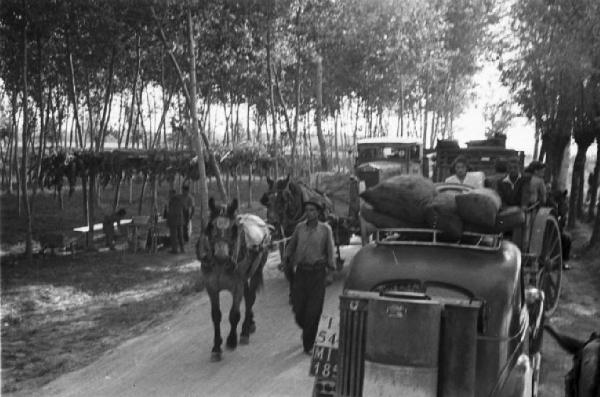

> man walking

[
  {"left": 165, "top": 189, "right": 185, "bottom": 254},
  {"left": 284, "top": 198, "right": 335, "bottom": 355}
]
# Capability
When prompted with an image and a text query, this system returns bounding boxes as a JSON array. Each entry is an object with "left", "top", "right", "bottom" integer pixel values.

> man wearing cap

[{"left": 284, "top": 197, "right": 335, "bottom": 355}]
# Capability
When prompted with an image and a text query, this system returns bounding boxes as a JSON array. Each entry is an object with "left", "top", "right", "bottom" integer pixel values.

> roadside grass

[{"left": 0, "top": 177, "right": 270, "bottom": 395}]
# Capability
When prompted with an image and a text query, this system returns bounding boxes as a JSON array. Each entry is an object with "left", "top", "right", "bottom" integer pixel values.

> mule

[
  {"left": 545, "top": 324, "right": 600, "bottom": 397},
  {"left": 197, "top": 197, "right": 271, "bottom": 361}
]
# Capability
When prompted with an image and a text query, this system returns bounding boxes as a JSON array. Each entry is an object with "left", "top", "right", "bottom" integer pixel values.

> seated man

[{"left": 496, "top": 159, "right": 527, "bottom": 208}]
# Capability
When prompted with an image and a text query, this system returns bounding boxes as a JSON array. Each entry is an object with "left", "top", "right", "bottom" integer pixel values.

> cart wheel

[{"left": 535, "top": 218, "right": 563, "bottom": 316}]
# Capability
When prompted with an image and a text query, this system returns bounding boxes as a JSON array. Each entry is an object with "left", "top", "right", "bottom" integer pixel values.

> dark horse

[
  {"left": 545, "top": 325, "right": 599, "bottom": 397},
  {"left": 196, "top": 197, "right": 271, "bottom": 361},
  {"left": 259, "top": 175, "right": 348, "bottom": 296}
]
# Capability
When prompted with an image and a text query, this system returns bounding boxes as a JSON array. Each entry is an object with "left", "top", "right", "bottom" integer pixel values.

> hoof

[
  {"left": 239, "top": 335, "right": 249, "bottom": 345},
  {"left": 211, "top": 351, "right": 222, "bottom": 362},
  {"left": 226, "top": 336, "right": 238, "bottom": 350}
]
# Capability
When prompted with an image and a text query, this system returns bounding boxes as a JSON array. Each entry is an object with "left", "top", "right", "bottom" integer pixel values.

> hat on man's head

[
  {"left": 303, "top": 198, "right": 323, "bottom": 211},
  {"left": 526, "top": 160, "right": 545, "bottom": 172}
]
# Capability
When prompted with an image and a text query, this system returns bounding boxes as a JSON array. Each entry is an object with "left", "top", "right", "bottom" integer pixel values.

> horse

[
  {"left": 545, "top": 325, "right": 600, "bottom": 397},
  {"left": 196, "top": 197, "right": 272, "bottom": 361},
  {"left": 259, "top": 175, "right": 348, "bottom": 298}
]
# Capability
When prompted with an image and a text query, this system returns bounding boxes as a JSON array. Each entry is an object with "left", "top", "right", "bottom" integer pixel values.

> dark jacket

[
  {"left": 497, "top": 174, "right": 527, "bottom": 207},
  {"left": 166, "top": 195, "right": 185, "bottom": 227}
]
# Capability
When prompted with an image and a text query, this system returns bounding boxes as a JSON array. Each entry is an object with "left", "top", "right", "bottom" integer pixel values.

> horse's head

[
  {"left": 545, "top": 325, "right": 600, "bottom": 397},
  {"left": 260, "top": 176, "right": 281, "bottom": 226},
  {"left": 203, "top": 197, "right": 239, "bottom": 263}
]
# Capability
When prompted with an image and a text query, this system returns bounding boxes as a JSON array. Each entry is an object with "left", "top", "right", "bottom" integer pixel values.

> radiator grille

[{"left": 337, "top": 295, "right": 369, "bottom": 397}]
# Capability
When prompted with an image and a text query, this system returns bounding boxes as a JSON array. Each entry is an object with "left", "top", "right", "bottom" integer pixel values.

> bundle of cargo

[
  {"left": 464, "top": 206, "right": 526, "bottom": 234},
  {"left": 359, "top": 175, "right": 437, "bottom": 226},
  {"left": 455, "top": 188, "right": 502, "bottom": 228},
  {"left": 424, "top": 191, "right": 463, "bottom": 240},
  {"left": 360, "top": 202, "right": 422, "bottom": 229}
]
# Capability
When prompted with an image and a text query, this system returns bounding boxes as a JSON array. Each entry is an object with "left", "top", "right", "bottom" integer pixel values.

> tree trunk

[
  {"left": 314, "top": 55, "right": 327, "bottom": 171},
  {"left": 186, "top": 5, "right": 210, "bottom": 227},
  {"left": 112, "top": 174, "right": 122, "bottom": 212},
  {"left": 588, "top": 142, "right": 600, "bottom": 222},
  {"left": 568, "top": 142, "right": 590, "bottom": 228},
  {"left": 137, "top": 173, "right": 147, "bottom": 215},
  {"left": 125, "top": 34, "right": 140, "bottom": 149},
  {"left": 66, "top": 36, "right": 83, "bottom": 147},
  {"left": 21, "top": 14, "right": 33, "bottom": 262},
  {"left": 87, "top": 173, "right": 96, "bottom": 247},
  {"left": 266, "top": 23, "right": 278, "bottom": 179}
]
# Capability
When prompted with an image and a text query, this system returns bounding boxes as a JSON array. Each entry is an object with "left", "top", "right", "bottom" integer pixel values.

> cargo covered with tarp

[{"left": 359, "top": 176, "right": 525, "bottom": 237}]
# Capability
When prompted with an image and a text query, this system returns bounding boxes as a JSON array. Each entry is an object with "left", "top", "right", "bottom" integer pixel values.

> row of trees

[
  {"left": 0, "top": 0, "right": 498, "bottom": 259},
  {"left": 501, "top": 0, "right": 600, "bottom": 247}
]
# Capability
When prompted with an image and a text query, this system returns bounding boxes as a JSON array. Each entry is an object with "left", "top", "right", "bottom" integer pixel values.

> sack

[
  {"left": 359, "top": 175, "right": 437, "bottom": 224},
  {"left": 237, "top": 214, "right": 272, "bottom": 248},
  {"left": 425, "top": 191, "right": 463, "bottom": 239},
  {"left": 464, "top": 206, "right": 525, "bottom": 234},
  {"left": 360, "top": 202, "right": 420, "bottom": 229},
  {"left": 456, "top": 188, "right": 501, "bottom": 228},
  {"left": 494, "top": 206, "right": 525, "bottom": 232}
]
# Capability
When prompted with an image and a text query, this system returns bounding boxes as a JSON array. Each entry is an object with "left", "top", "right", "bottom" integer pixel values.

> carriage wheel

[{"left": 535, "top": 217, "right": 563, "bottom": 316}]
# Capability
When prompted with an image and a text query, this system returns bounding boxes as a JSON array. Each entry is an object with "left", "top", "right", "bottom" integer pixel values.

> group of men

[
  {"left": 165, "top": 185, "right": 195, "bottom": 254},
  {"left": 445, "top": 155, "right": 571, "bottom": 268},
  {"left": 445, "top": 155, "right": 547, "bottom": 209}
]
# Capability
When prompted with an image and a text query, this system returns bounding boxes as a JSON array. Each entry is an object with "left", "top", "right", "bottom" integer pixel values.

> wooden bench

[{"left": 73, "top": 219, "right": 133, "bottom": 247}]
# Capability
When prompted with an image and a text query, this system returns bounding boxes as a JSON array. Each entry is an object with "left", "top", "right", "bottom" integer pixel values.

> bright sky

[{"left": 453, "top": 61, "right": 536, "bottom": 155}]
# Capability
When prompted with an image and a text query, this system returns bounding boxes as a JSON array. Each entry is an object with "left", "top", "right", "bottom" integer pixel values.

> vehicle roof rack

[{"left": 374, "top": 228, "right": 503, "bottom": 251}]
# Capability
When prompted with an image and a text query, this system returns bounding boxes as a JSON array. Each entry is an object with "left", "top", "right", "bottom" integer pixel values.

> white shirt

[{"left": 445, "top": 172, "right": 484, "bottom": 188}]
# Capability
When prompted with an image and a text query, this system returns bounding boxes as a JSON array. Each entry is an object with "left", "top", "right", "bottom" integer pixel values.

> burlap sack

[
  {"left": 360, "top": 202, "right": 420, "bottom": 229},
  {"left": 424, "top": 191, "right": 463, "bottom": 239},
  {"left": 494, "top": 206, "right": 525, "bottom": 232},
  {"left": 456, "top": 188, "right": 501, "bottom": 228},
  {"left": 359, "top": 175, "right": 437, "bottom": 224}
]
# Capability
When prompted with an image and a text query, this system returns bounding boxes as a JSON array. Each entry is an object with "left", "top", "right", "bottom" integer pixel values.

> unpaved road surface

[{"left": 11, "top": 243, "right": 599, "bottom": 397}]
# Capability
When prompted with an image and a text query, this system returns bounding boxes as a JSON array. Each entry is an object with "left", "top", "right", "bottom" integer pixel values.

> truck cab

[{"left": 354, "top": 137, "right": 423, "bottom": 189}]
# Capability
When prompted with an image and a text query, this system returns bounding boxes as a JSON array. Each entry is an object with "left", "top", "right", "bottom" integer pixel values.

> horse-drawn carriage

[{"left": 332, "top": 181, "right": 563, "bottom": 397}]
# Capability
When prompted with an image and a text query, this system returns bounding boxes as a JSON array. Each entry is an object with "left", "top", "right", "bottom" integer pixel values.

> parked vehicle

[{"left": 334, "top": 182, "right": 562, "bottom": 397}]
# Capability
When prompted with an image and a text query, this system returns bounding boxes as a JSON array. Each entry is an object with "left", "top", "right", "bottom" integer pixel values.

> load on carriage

[{"left": 327, "top": 137, "right": 563, "bottom": 397}]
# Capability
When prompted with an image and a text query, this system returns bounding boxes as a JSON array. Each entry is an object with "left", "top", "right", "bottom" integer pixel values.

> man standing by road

[
  {"left": 284, "top": 198, "right": 335, "bottom": 355},
  {"left": 103, "top": 208, "right": 127, "bottom": 250},
  {"left": 179, "top": 184, "right": 195, "bottom": 243},
  {"left": 165, "top": 189, "right": 185, "bottom": 254}
]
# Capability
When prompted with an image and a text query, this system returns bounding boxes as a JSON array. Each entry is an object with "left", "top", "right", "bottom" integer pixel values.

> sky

[{"left": 453, "top": 61, "right": 537, "bottom": 155}]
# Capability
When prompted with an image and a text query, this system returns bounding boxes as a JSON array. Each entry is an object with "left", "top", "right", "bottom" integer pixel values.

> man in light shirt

[
  {"left": 284, "top": 198, "right": 335, "bottom": 355},
  {"left": 444, "top": 155, "right": 483, "bottom": 188}
]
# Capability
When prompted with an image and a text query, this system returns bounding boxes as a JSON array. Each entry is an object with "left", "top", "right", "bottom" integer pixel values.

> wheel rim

[{"left": 537, "top": 219, "right": 563, "bottom": 316}]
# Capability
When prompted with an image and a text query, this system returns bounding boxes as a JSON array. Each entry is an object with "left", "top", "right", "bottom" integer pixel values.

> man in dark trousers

[
  {"left": 179, "top": 184, "right": 195, "bottom": 243},
  {"left": 165, "top": 189, "right": 185, "bottom": 254},
  {"left": 284, "top": 198, "right": 335, "bottom": 355},
  {"left": 103, "top": 208, "right": 126, "bottom": 250}
]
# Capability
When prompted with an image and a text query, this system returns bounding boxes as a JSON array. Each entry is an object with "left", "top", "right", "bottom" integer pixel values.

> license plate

[{"left": 310, "top": 346, "right": 338, "bottom": 379}]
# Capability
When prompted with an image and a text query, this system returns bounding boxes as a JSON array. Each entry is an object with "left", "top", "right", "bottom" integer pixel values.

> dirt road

[{"left": 13, "top": 242, "right": 599, "bottom": 397}]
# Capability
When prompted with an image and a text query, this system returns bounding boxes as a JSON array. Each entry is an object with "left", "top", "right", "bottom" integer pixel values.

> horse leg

[
  {"left": 226, "top": 285, "right": 242, "bottom": 350},
  {"left": 240, "top": 281, "right": 256, "bottom": 345},
  {"left": 208, "top": 288, "right": 223, "bottom": 362}
]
